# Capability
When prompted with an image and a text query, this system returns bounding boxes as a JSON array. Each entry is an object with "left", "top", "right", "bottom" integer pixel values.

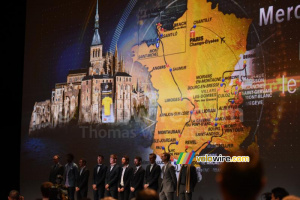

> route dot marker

[
  {"left": 160, "top": 34, "right": 163, "bottom": 37},
  {"left": 185, "top": 145, "right": 189, "bottom": 149},
  {"left": 215, "top": 117, "right": 218, "bottom": 121},
  {"left": 235, "top": 91, "right": 237, "bottom": 95},
  {"left": 235, "top": 86, "right": 238, "bottom": 90},
  {"left": 220, "top": 83, "right": 224, "bottom": 87},
  {"left": 156, "top": 43, "right": 159, "bottom": 48},
  {"left": 166, "top": 64, "right": 169, "bottom": 67},
  {"left": 190, "top": 110, "right": 193, "bottom": 114},
  {"left": 176, "top": 141, "right": 179, "bottom": 145},
  {"left": 178, "top": 134, "right": 182, "bottom": 138},
  {"left": 217, "top": 88, "right": 220, "bottom": 91},
  {"left": 215, "top": 123, "right": 218, "bottom": 126},
  {"left": 208, "top": 140, "right": 211, "bottom": 144},
  {"left": 174, "top": 161, "right": 177, "bottom": 165},
  {"left": 211, "top": 122, "right": 214, "bottom": 126},
  {"left": 161, "top": 28, "right": 164, "bottom": 32},
  {"left": 221, "top": 125, "right": 225, "bottom": 128},
  {"left": 162, "top": 146, "right": 165, "bottom": 150},
  {"left": 192, "top": 150, "right": 195, "bottom": 153},
  {"left": 181, "top": 98, "right": 183, "bottom": 101},
  {"left": 193, "top": 24, "right": 196, "bottom": 28},
  {"left": 222, "top": 78, "right": 225, "bottom": 82},
  {"left": 231, "top": 100, "right": 235, "bottom": 104},
  {"left": 169, "top": 68, "right": 172, "bottom": 72}
]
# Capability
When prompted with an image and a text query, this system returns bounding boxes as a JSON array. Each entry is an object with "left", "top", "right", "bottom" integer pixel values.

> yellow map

[{"left": 131, "top": 0, "right": 253, "bottom": 161}]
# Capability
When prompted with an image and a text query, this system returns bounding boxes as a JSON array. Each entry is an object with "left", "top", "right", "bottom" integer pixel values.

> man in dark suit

[
  {"left": 129, "top": 156, "right": 145, "bottom": 200},
  {"left": 76, "top": 158, "right": 90, "bottom": 200},
  {"left": 105, "top": 154, "right": 121, "bottom": 199},
  {"left": 118, "top": 155, "right": 133, "bottom": 200},
  {"left": 176, "top": 164, "right": 197, "bottom": 200},
  {"left": 160, "top": 153, "right": 177, "bottom": 200},
  {"left": 49, "top": 155, "right": 64, "bottom": 184},
  {"left": 92, "top": 155, "right": 107, "bottom": 200},
  {"left": 64, "top": 153, "right": 79, "bottom": 200},
  {"left": 144, "top": 153, "right": 161, "bottom": 192}
]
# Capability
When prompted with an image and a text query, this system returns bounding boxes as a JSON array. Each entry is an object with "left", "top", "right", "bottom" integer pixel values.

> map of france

[{"left": 131, "top": 0, "right": 253, "bottom": 161}]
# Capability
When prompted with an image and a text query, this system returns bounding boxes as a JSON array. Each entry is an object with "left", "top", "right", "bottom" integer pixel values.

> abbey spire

[{"left": 91, "top": 0, "right": 101, "bottom": 46}]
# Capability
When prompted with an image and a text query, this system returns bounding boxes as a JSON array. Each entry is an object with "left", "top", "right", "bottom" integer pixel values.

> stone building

[
  {"left": 29, "top": 0, "right": 150, "bottom": 134},
  {"left": 29, "top": 100, "right": 51, "bottom": 132}
]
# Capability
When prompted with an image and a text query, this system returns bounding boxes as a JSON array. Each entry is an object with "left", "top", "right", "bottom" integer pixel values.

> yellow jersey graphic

[{"left": 102, "top": 97, "right": 112, "bottom": 116}]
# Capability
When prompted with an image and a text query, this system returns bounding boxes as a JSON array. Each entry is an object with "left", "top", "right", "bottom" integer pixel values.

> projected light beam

[{"left": 109, "top": 0, "right": 137, "bottom": 53}]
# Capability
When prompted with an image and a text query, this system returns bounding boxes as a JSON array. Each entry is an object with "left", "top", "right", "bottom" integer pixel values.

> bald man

[{"left": 49, "top": 155, "right": 64, "bottom": 184}]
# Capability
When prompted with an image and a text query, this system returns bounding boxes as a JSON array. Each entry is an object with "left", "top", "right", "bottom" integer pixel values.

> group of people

[
  {"left": 8, "top": 150, "right": 300, "bottom": 200},
  {"left": 47, "top": 152, "right": 197, "bottom": 200}
]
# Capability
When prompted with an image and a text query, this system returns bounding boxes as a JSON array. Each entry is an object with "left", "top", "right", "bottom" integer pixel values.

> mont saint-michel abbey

[{"left": 29, "top": 1, "right": 151, "bottom": 133}]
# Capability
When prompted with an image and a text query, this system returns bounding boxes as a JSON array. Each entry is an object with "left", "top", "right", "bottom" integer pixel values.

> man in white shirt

[
  {"left": 118, "top": 155, "right": 133, "bottom": 200},
  {"left": 105, "top": 154, "right": 121, "bottom": 199}
]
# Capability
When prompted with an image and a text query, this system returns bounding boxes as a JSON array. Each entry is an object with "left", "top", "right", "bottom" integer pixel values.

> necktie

[
  {"left": 150, "top": 164, "right": 153, "bottom": 172},
  {"left": 161, "top": 166, "right": 165, "bottom": 179},
  {"left": 97, "top": 165, "right": 101, "bottom": 173},
  {"left": 134, "top": 167, "right": 138, "bottom": 174}
]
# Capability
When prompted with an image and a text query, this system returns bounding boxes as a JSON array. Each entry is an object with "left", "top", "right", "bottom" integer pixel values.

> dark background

[
  {"left": 2, "top": 0, "right": 26, "bottom": 199},
  {"left": 3, "top": 0, "right": 300, "bottom": 199}
]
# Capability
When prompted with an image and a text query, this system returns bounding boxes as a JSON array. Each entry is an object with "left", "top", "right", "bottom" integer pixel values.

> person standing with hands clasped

[
  {"left": 176, "top": 164, "right": 198, "bottom": 200},
  {"left": 92, "top": 155, "right": 107, "bottom": 200},
  {"left": 118, "top": 155, "right": 133, "bottom": 200},
  {"left": 129, "top": 156, "right": 145, "bottom": 200},
  {"left": 144, "top": 153, "right": 161, "bottom": 192},
  {"left": 159, "top": 153, "right": 177, "bottom": 200},
  {"left": 63, "top": 153, "right": 78, "bottom": 200},
  {"left": 105, "top": 154, "right": 121, "bottom": 199},
  {"left": 76, "top": 158, "right": 90, "bottom": 200}
]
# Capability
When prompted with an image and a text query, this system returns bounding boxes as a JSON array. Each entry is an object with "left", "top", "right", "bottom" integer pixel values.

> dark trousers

[
  {"left": 118, "top": 188, "right": 130, "bottom": 200},
  {"left": 105, "top": 187, "right": 118, "bottom": 199},
  {"left": 67, "top": 187, "right": 75, "bottom": 200},
  {"left": 94, "top": 185, "right": 105, "bottom": 200},
  {"left": 178, "top": 193, "right": 192, "bottom": 200},
  {"left": 129, "top": 191, "right": 137, "bottom": 200},
  {"left": 148, "top": 185, "right": 158, "bottom": 192},
  {"left": 178, "top": 185, "right": 192, "bottom": 200},
  {"left": 77, "top": 189, "right": 88, "bottom": 200},
  {"left": 159, "top": 191, "right": 174, "bottom": 200}
]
